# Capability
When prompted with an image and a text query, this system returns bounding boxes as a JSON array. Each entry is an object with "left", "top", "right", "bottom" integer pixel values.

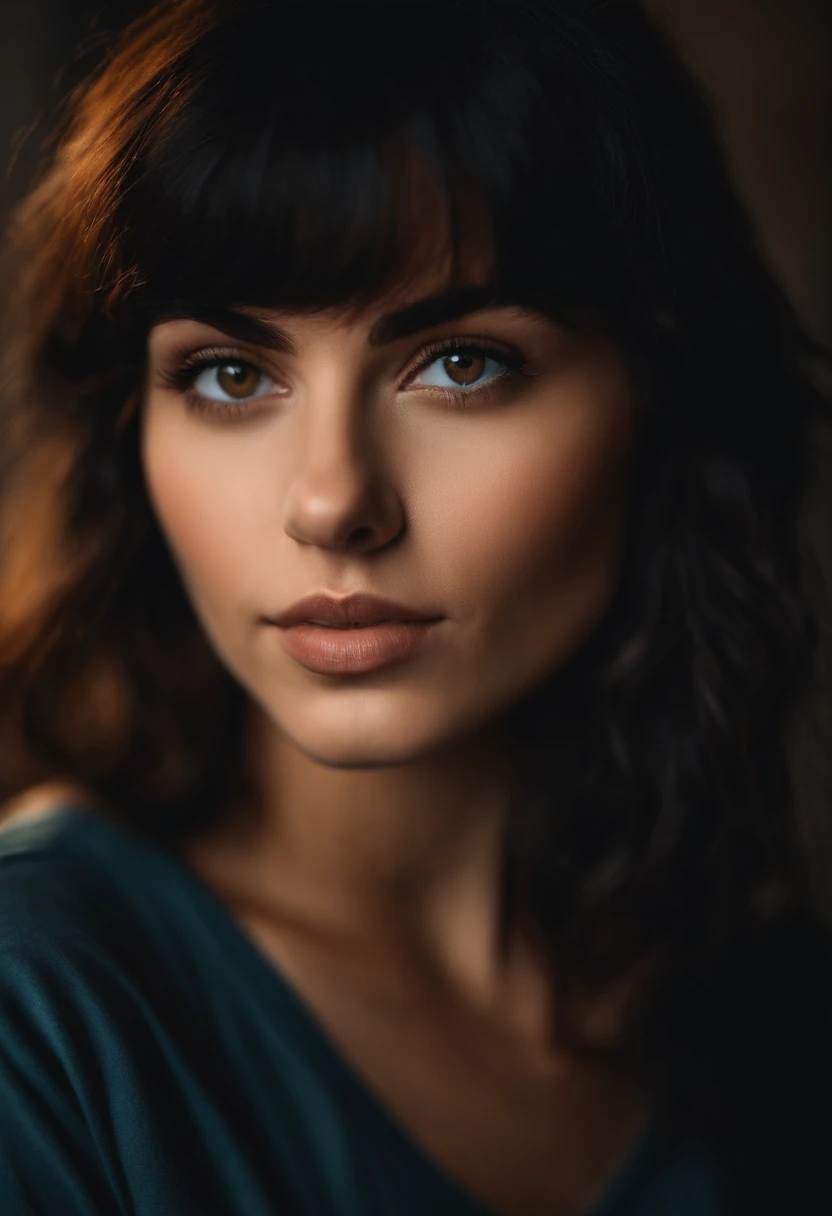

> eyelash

[{"left": 157, "top": 336, "right": 535, "bottom": 419}]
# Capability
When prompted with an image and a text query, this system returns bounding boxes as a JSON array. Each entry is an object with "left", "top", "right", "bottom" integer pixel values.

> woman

[{"left": 0, "top": 0, "right": 829, "bottom": 1212}]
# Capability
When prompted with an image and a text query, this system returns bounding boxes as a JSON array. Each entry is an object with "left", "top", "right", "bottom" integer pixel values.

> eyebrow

[{"left": 150, "top": 285, "right": 550, "bottom": 354}]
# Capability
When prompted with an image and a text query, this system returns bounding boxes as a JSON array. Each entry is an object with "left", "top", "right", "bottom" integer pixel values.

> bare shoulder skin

[{"left": 0, "top": 781, "right": 105, "bottom": 826}]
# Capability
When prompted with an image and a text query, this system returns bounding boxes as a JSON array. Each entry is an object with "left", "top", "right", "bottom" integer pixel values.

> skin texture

[{"left": 139, "top": 235, "right": 646, "bottom": 1213}]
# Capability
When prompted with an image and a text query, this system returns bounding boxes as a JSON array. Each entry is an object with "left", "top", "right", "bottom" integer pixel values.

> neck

[
  {"left": 183, "top": 700, "right": 536, "bottom": 1002},
  {"left": 240, "top": 702, "right": 510, "bottom": 906}
]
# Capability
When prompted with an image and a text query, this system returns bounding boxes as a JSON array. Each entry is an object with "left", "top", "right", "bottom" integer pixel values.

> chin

[
  {"left": 269, "top": 701, "right": 463, "bottom": 770},
  {"left": 293, "top": 733, "right": 440, "bottom": 770}
]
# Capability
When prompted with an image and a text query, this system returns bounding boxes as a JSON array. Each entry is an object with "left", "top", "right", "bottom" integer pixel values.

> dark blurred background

[{"left": 1, "top": 0, "right": 831, "bottom": 907}]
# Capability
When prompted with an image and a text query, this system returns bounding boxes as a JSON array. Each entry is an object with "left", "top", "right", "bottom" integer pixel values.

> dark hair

[{"left": 1, "top": 0, "right": 830, "bottom": 1161}]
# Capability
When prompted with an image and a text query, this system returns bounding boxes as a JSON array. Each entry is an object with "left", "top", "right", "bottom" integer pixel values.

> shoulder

[
  {"left": 0, "top": 782, "right": 114, "bottom": 925},
  {"left": 0, "top": 803, "right": 145, "bottom": 1210},
  {"left": 0, "top": 798, "right": 222, "bottom": 1053},
  {"left": 0, "top": 800, "right": 166, "bottom": 1031},
  {"left": 0, "top": 780, "right": 107, "bottom": 827},
  {"left": 0, "top": 800, "right": 119, "bottom": 944},
  {"left": 0, "top": 799, "right": 194, "bottom": 1108}
]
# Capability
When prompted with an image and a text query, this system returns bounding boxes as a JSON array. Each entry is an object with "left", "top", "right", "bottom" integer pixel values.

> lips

[
  {"left": 275, "top": 618, "right": 440, "bottom": 675},
  {"left": 306, "top": 621, "right": 371, "bottom": 629},
  {"left": 271, "top": 592, "right": 444, "bottom": 630}
]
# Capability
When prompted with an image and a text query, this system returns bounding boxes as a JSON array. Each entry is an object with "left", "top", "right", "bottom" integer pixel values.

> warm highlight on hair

[{"left": 1, "top": 1, "right": 830, "bottom": 1188}]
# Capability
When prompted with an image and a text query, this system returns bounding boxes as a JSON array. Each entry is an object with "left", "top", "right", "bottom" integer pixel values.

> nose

[{"left": 281, "top": 389, "right": 405, "bottom": 554}]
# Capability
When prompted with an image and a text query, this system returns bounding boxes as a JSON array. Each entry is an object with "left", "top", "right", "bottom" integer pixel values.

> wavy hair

[{"left": 0, "top": 0, "right": 829, "bottom": 1158}]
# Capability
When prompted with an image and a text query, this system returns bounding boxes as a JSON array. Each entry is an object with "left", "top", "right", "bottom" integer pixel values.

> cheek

[
  {"left": 140, "top": 408, "right": 257, "bottom": 615},
  {"left": 437, "top": 372, "right": 636, "bottom": 663}
]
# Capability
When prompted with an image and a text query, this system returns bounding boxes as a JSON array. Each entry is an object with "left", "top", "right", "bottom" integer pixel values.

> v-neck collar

[{"left": 49, "top": 803, "right": 666, "bottom": 1215}]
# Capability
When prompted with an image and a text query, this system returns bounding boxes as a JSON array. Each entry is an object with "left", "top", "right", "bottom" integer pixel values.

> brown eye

[
  {"left": 410, "top": 345, "right": 515, "bottom": 394},
  {"left": 215, "top": 362, "right": 263, "bottom": 399},
  {"left": 441, "top": 352, "right": 487, "bottom": 386},
  {"left": 184, "top": 357, "right": 275, "bottom": 407}
]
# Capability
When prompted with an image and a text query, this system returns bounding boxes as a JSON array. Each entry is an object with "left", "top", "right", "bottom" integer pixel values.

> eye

[
  {"left": 191, "top": 359, "right": 274, "bottom": 403},
  {"left": 157, "top": 335, "right": 535, "bottom": 420},
  {"left": 406, "top": 339, "right": 531, "bottom": 398}
]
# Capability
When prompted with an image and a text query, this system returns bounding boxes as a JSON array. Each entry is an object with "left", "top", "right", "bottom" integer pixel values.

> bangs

[{"left": 80, "top": 0, "right": 662, "bottom": 332}]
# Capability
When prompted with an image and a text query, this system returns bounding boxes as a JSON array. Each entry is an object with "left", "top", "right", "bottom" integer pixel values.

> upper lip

[{"left": 271, "top": 592, "right": 444, "bottom": 629}]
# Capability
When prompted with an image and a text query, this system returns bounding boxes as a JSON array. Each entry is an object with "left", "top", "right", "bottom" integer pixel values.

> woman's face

[{"left": 141, "top": 260, "right": 639, "bottom": 769}]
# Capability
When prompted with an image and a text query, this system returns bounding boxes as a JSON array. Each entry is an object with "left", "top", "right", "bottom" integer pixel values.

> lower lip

[{"left": 275, "top": 620, "right": 442, "bottom": 675}]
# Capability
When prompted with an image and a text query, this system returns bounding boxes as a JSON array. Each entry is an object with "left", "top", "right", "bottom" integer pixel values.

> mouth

[
  {"left": 302, "top": 619, "right": 423, "bottom": 629},
  {"left": 273, "top": 618, "right": 442, "bottom": 675},
  {"left": 270, "top": 592, "right": 444, "bottom": 631}
]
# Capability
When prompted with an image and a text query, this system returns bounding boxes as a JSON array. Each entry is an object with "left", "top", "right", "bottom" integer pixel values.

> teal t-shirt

[{"left": 0, "top": 804, "right": 725, "bottom": 1214}]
